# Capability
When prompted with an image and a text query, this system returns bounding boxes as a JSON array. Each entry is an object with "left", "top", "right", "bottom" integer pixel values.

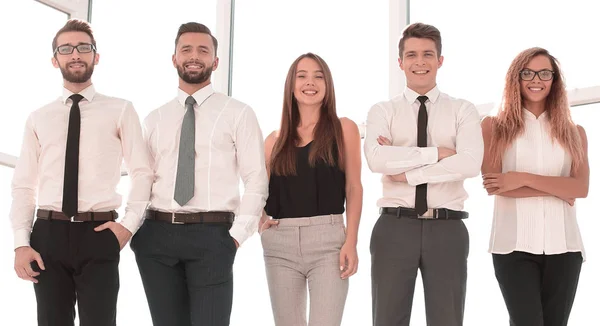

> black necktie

[
  {"left": 62, "top": 94, "right": 84, "bottom": 217},
  {"left": 415, "top": 95, "right": 429, "bottom": 216}
]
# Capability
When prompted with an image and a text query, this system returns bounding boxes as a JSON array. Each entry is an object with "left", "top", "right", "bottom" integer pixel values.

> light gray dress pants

[{"left": 262, "top": 214, "right": 348, "bottom": 326}]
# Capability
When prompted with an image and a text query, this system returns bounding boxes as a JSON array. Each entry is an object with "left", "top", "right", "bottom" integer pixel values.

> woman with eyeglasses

[
  {"left": 259, "top": 52, "right": 363, "bottom": 326},
  {"left": 481, "top": 47, "right": 589, "bottom": 325}
]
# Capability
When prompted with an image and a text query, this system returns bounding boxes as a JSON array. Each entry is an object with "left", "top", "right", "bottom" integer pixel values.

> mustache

[
  {"left": 183, "top": 61, "right": 205, "bottom": 68},
  {"left": 66, "top": 60, "right": 88, "bottom": 67}
]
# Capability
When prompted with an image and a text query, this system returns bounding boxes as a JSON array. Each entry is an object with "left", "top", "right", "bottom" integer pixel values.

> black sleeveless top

[{"left": 265, "top": 141, "right": 346, "bottom": 219}]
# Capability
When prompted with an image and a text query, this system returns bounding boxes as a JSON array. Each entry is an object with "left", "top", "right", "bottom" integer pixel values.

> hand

[
  {"left": 437, "top": 147, "right": 456, "bottom": 161},
  {"left": 14, "top": 246, "right": 45, "bottom": 283},
  {"left": 259, "top": 218, "right": 279, "bottom": 235},
  {"left": 94, "top": 222, "right": 132, "bottom": 250},
  {"left": 483, "top": 172, "right": 525, "bottom": 195},
  {"left": 377, "top": 136, "right": 392, "bottom": 146},
  {"left": 339, "top": 242, "right": 358, "bottom": 280}
]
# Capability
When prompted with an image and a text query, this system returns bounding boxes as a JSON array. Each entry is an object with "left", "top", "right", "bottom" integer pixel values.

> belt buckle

[
  {"left": 418, "top": 208, "right": 437, "bottom": 219},
  {"left": 70, "top": 215, "right": 84, "bottom": 223},
  {"left": 171, "top": 213, "right": 184, "bottom": 224}
]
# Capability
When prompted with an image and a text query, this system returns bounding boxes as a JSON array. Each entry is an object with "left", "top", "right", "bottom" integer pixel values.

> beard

[
  {"left": 60, "top": 61, "right": 94, "bottom": 83},
  {"left": 177, "top": 60, "right": 213, "bottom": 84}
]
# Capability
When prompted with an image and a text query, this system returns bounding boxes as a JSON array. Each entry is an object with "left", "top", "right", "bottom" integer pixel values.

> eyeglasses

[
  {"left": 54, "top": 43, "right": 96, "bottom": 55},
  {"left": 519, "top": 69, "right": 554, "bottom": 81}
]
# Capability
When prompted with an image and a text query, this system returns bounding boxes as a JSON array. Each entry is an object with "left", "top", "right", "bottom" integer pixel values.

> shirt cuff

[
  {"left": 422, "top": 147, "right": 438, "bottom": 165},
  {"left": 405, "top": 168, "right": 426, "bottom": 186},
  {"left": 229, "top": 215, "right": 259, "bottom": 246},
  {"left": 14, "top": 229, "right": 31, "bottom": 249},
  {"left": 119, "top": 211, "right": 143, "bottom": 236}
]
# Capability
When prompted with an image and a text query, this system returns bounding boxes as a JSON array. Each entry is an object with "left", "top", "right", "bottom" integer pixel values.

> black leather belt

[
  {"left": 145, "top": 210, "right": 234, "bottom": 224},
  {"left": 380, "top": 207, "right": 468, "bottom": 220}
]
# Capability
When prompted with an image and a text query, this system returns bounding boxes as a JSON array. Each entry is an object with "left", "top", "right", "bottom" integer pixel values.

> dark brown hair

[
  {"left": 270, "top": 53, "right": 345, "bottom": 176},
  {"left": 175, "top": 22, "right": 218, "bottom": 53},
  {"left": 398, "top": 22, "right": 442, "bottom": 58},
  {"left": 52, "top": 19, "right": 96, "bottom": 54}
]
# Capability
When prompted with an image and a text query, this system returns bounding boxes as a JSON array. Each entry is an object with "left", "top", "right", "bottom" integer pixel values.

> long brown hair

[
  {"left": 490, "top": 47, "right": 583, "bottom": 169},
  {"left": 270, "top": 53, "right": 345, "bottom": 176}
]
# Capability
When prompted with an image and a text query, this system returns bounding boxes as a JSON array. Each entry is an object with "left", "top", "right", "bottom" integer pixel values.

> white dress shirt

[
  {"left": 144, "top": 85, "right": 268, "bottom": 245},
  {"left": 364, "top": 86, "right": 484, "bottom": 210},
  {"left": 10, "top": 85, "right": 153, "bottom": 249},
  {"left": 489, "top": 110, "right": 585, "bottom": 258}
]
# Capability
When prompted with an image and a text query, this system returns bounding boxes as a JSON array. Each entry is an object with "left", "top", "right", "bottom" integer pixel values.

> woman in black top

[{"left": 259, "top": 53, "right": 363, "bottom": 326}]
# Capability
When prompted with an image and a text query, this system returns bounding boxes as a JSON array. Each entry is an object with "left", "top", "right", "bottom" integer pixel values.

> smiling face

[
  {"left": 172, "top": 32, "right": 218, "bottom": 86},
  {"left": 52, "top": 31, "right": 99, "bottom": 84},
  {"left": 293, "top": 57, "right": 326, "bottom": 108},
  {"left": 519, "top": 54, "right": 554, "bottom": 107},
  {"left": 398, "top": 37, "right": 443, "bottom": 95}
]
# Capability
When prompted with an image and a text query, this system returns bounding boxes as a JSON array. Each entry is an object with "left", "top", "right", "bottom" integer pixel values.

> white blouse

[{"left": 488, "top": 110, "right": 585, "bottom": 259}]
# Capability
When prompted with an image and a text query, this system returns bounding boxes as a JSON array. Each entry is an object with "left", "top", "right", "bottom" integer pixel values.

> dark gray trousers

[
  {"left": 370, "top": 212, "right": 469, "bottom": 326},
  {"left": 131, "top": 220, "right": 238, "bottom": 326}
]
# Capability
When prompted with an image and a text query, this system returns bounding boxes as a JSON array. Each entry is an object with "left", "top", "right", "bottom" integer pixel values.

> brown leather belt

[
  {"left": 36, "top": 209, "right": 118, "bottom": 222},
  {"left": 145, "top": 210, "right": 234, "bottom": 224}
]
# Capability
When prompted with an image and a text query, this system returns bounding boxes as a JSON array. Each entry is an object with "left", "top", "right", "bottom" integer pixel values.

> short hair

[
  {"left": 398, "top": 22, "right": 442, "bottom": 58},
  {"left": 52, "top": 19, "right": 96, "bottom": 54},
  {"left": 175, "top": 22, "right": 218, "bottom": 53}
]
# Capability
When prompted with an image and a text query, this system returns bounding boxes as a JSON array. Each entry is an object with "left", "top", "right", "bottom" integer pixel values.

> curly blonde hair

[{"left": 490, "top": 47, "right": 583, "bottom": 169}]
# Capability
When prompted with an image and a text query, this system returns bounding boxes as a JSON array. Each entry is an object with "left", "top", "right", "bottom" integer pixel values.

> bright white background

[{"left": 0, "top": 0, "right": 598, "bottom": 325}]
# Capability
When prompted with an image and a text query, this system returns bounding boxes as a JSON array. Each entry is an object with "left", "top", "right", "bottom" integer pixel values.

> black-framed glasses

[
  {"left": 54, "top": 43, "right": 96, "bottom": 55},
  {"left": 519, "top": 69, "right": 554, "bottom": 81}
]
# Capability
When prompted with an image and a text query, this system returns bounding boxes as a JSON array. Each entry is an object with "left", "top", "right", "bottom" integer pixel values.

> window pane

[
  {"left": 231, "top": 1, "right": 388, "bottom": 325},
  {"left": 0, "top": 2, "right": 67, "bottom": 156},
  {"left": 91, "top": 0, "right": 217, "bottom": 118},
  {"left": 410, "top": 0, "right": 600, "bottom": 105}
]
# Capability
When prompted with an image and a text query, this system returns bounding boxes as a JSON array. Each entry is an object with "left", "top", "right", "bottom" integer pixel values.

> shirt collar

[
  {"left": 177, "top": 84, "right": 215, "bottom": 108},
  {"left": 61, "top": 84, "right": 96, "bottom": 104},
  {"left": 523, "top": 108, "right": 548, "bottom": 121},
  {"left": 404, "top": 86, "right": 440, "bottom": 105}
]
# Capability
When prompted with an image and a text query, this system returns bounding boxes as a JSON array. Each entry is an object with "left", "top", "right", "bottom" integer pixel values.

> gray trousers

[
  {"left": 261, "top": 214, "right": 349, "bottom": 326},
  {"left": 370, "top": 212, "right": 469, "bottom": 326}
]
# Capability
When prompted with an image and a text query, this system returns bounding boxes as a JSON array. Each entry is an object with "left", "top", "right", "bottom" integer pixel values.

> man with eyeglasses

[{"left": 10, "top": 19, "right": 152, "bottom": 326}]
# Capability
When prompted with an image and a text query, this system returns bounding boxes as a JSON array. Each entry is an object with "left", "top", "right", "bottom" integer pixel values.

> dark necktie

[
  {"left": 62, "top": 94, "right": 84, "bottom": 217},
  {"left": 174, "top": 96, "right": 197, "bottom": 206},
  {"left": 415, "top": 95, "right": 429, "bottom": 216}
]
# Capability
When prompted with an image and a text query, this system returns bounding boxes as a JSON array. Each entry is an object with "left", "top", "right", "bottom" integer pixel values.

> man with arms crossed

[
  {"left": 130, "top": 22, "right": 268, "bottom": 326},
  {"left": 11, "top": 19, "right": 152, "bottom": 326},
  {"left": 364, "top": 22, "right": 484, "bottom": 326}
]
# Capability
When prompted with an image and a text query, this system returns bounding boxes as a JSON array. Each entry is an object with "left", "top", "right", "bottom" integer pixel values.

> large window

[
  {"left": 410, "top": 0, "right": 600, "bottom": 106},
  {"left": 0, "top": 1, "right": 67, "bottom": 156}
]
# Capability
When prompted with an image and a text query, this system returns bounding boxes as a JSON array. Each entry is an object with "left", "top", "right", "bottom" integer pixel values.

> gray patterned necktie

[{"left": 174, "top": 96, "right": 197, "bottom": 206}]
